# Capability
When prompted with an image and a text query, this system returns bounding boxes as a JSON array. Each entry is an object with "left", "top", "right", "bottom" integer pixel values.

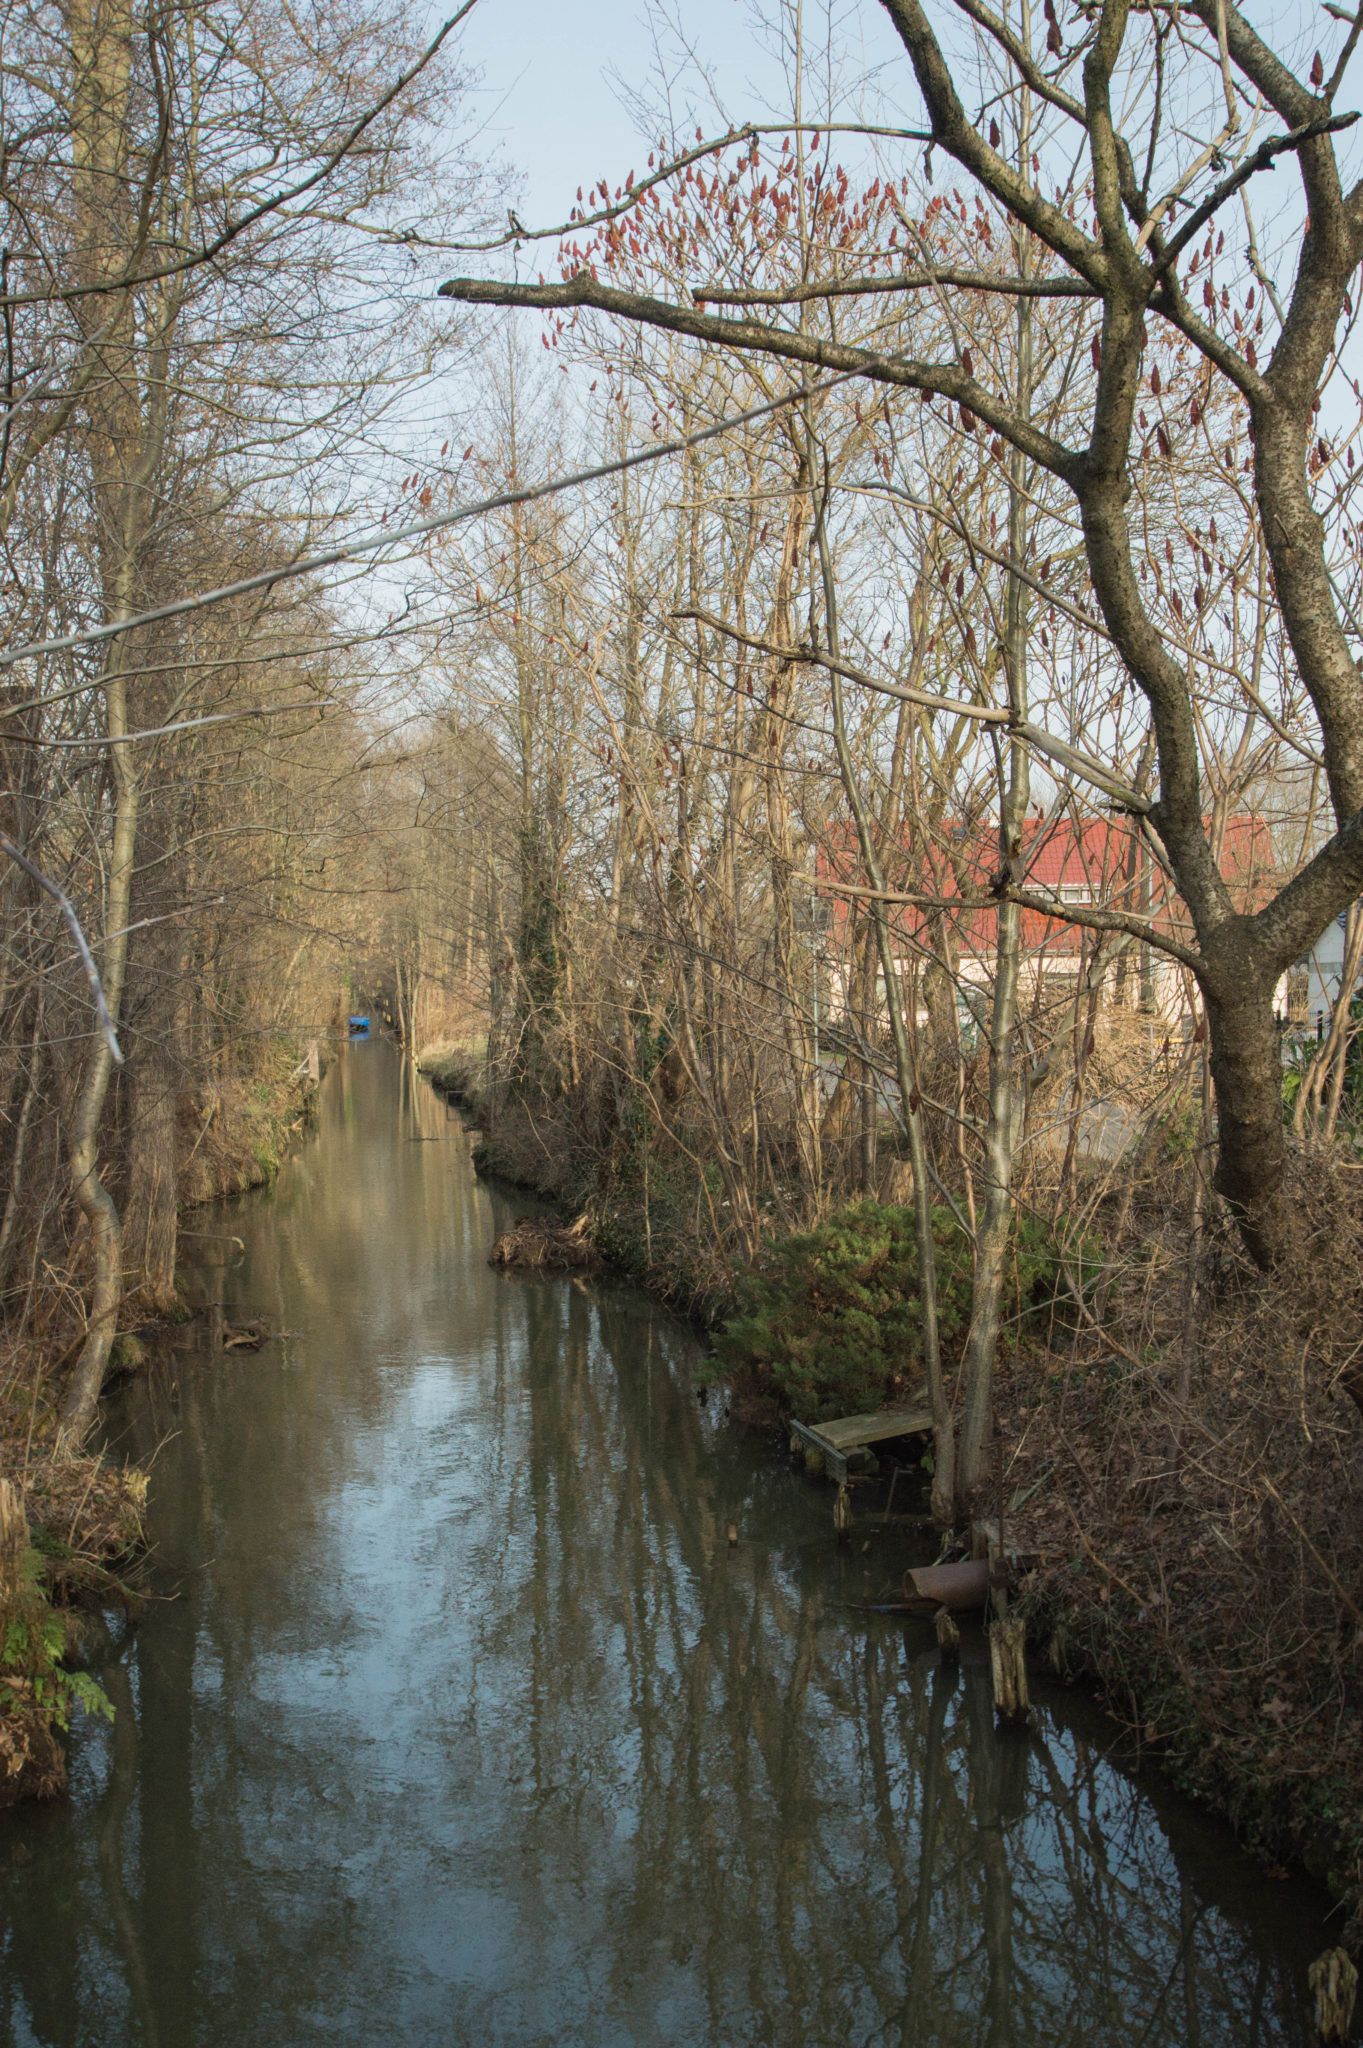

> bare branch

[
  {"left": 674, "top": 605, "right": 1009, "bottom": 721},
  {"left": 0, "top": 836, "right": 124, "bottom": 1063},
  {"left": 437, "top": 272, "right": 1082, "bottom": 479}
]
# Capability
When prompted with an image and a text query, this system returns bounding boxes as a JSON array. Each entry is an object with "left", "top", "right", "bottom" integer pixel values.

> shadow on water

[{"left": 0, "top": 1040, "right": 1347, "bottom": 2045}]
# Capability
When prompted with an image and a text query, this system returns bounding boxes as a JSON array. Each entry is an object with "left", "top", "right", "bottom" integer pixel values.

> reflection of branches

[{"left": 478, "top": 1272, "right": 1316, "bottom": 2042}]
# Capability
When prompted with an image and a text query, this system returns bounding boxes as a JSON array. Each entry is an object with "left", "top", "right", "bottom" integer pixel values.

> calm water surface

[{"left": 0, "top": 1040, "right": 1344, "bottom": 2044}]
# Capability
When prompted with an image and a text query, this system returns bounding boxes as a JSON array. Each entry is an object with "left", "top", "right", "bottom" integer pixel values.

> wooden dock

[{"left": 788, "top": 1403, "right": 933, "bottom": 1483}]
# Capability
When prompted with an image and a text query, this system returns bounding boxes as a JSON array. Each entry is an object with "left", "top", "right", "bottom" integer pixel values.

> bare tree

[{"left": 441, "top": 0, "right": 1363, "bottom": 1271}]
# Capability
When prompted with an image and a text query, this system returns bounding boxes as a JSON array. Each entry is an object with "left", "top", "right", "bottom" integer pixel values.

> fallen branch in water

[
  {"left": 221, "top": 1320, "right": 272, "bottom": 1352},
  {"left": 488, "top": 1214, "right": 596, "bottom": 1272}
]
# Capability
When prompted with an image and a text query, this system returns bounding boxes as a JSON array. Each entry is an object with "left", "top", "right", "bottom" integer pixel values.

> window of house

[{"left": 1058, "top": 883, "right": 1092, "bottom": 904}]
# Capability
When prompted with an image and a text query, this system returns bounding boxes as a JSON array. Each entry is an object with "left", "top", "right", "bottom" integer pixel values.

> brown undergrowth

[
  {"left": 1001, "top": 1152, "right": 1363, "bottom": 1942},
  {"left": 0, "top": 1042, "right": 310, "bottom": 1806},
  {"left": 464, "top": 1093, "right": 741, "bottom": 1322},
  {"left": 179, "top": 1039, "right": 322, "bottom": 1207},
  {"left": 488, "top": 1213, "right": 597, "bottom": 1271},
  {"left": 0, "top": 1360, "right": 147, "bottom": 1806}
]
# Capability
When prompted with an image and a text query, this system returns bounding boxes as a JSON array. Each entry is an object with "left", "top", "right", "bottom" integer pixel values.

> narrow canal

[{"left": 0, "top": 1040, "right": 1345, "bottom": 2044}]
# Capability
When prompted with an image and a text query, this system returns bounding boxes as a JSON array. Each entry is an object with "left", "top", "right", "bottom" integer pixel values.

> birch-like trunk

[
  {"left": 808, "top": 418, "right": 955, "bottom": 1522},
  {"left": 58, "top": 0, "right": 173, "bottom": 1437},
  {"left": 957, "top": 74, "right": 1034, "bottom": 1504},
  {"left": 61, "top": 638, "right": 138, "bottom": 1439}
]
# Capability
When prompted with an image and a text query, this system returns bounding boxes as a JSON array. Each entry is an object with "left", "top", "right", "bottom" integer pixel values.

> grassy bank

[
  {"left": 179, "top": 1035, "right": 325, "bottom": 1207},
  {"left": 415, "top": 1039, "right": 488, "bottom": 1111}
]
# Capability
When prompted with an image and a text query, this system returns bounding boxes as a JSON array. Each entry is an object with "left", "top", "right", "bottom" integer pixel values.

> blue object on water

[{"left": 348, "top": 1015, "right": 370, "bottom": 1036}]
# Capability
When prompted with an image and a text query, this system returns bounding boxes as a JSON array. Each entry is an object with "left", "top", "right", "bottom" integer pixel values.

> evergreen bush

[
  {"left": 715, "top": 1200, "right": 1095, "bottom": 1420},
  {"left": 715, "top": 1202, "right": 972, "bottom": 1420}
]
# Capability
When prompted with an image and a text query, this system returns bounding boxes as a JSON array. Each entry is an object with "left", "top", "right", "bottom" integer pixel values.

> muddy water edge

[{"left": 0, "top": 1037, "right": 1349, "bottom": 2046}]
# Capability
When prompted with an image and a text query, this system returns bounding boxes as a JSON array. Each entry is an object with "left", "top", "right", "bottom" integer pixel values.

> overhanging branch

[{"left": 437, "top": 272, "right": 1081, "bottom": 480}]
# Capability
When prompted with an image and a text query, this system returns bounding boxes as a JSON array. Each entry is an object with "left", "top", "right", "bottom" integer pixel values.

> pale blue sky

[{"left": 457, "top": 0, "right": 913, "bottom": 229}]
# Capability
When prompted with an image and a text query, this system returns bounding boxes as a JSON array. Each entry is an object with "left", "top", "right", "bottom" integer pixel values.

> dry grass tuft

[{"left": 489, "top": 1212, "right": 597, "bottom": 1271}]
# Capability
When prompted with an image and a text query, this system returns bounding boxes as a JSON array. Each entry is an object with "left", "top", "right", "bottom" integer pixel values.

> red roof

[{"left": 815, "top": 813, "right": 1275, "bottom": 960}]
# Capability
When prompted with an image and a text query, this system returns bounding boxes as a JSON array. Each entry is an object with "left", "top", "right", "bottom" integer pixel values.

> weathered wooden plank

[
  {"left": 788, "top": 1403, "right": 934, "bottom": 1484},
  {"left": 788, "top": 1415, "right": 849, "bottom": 1482},
  {"left": 815, "top": 1405, "right": 933, "bottom": 1450}
]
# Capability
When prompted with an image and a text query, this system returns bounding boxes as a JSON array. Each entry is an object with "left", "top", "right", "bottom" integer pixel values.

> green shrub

[
  {"left": 2, "top": 1609, "right": 113, "bottom": 1734},
  {"left": 715, "top": 1202, "right": 973, "bottom": 1420},
  {"left": 2, "top": 1539, "right": 114, "bottom": 1782},
  {"left": 1012, "top": 1209, "right": 1104, "bottom": 1315},
  {"left": 715, "top": 1200, "right": 1100, "bottom": 1419}
]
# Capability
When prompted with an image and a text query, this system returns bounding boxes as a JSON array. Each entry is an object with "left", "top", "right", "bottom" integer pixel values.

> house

[
  {"left": 1280, "top": 909, "right": 1363, "bottom": 1037},
  {"left": 814, "top": 810, "right": 1277, "bottom": 1032}
]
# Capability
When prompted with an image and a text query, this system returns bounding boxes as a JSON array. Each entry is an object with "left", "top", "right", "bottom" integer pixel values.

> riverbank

[
  {"left": 431, "top": 1066, "right": 1363, "bottom": 1952},
  {"left": 419, "top": 1048, "right": 743, "bottom": 1327},
  {"left": 2, "top": 1034, "right": 1340, "bottom": 2043},
  {"left": 0, "top": 1032, "right": 328, "bottom": 1805},
  {"left": 178, "top": 1034, "right": 326, "bottom": 1207},
  {"left": 1000, "top": 1181, "right": 1363, "bottom": 1946},
  {"left": 0, "top": 1424, "right": 145, "bottom": 1805}
]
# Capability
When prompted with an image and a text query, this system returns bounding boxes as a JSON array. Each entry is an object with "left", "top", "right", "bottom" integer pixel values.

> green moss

[{"left": 250, "top": 1138, "right": 280, "bottom": 1177}]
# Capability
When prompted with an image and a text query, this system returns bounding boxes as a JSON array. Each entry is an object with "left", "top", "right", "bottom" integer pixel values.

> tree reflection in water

[{"left": 0, "top": 1045, "right": 1329, "bottom": 2045}]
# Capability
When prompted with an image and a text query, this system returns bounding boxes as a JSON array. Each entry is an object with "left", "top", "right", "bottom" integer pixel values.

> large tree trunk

[
  {"left": 1201, "top": 930, "right": 1295, "bottom": 1267},
  {"left": 58, "top": 0, "right": 165, "bottom": 1440},
  {"left": 61, "top": 717, "right": 138, "bottom": 1442}
]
